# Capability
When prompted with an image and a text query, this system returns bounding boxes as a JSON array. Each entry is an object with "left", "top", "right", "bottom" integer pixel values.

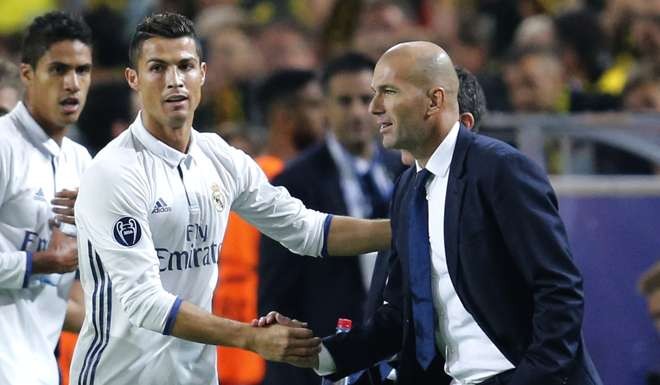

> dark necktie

[
  {"left": 359, "top": 169, "right": 390, "bottom": 219},
  {"left": 408, "top": 168, "right": 437, "bottom": 369}
]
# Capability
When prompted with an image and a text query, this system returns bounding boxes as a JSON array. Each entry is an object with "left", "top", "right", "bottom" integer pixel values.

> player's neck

[
  {"left": 25, "top": 102, "right": 67, "bottom": 146},
  {"left": 142, "top": 113, "right": 191, "bottom": 153}
]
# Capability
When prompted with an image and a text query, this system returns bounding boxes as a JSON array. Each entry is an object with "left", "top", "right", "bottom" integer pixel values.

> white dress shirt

[
  {"left": 318, "top": 122, "right": 514, "bottom": 384},
  {"left": 421, "top": 121, "right": 514, "bottom": 384}
]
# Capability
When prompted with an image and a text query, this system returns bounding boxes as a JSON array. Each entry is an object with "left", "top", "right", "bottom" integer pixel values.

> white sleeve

[
  {"left": 228, "top": 147, "right": 329, "bottom": 257},
  {"left": 0, "top": 251, "right": 31, "bottom": 289},
  {"left": 0, "top": 142, "right": 31, "bottom": 289},
  {"left": 75, "top": 157, "right": 179, "bottom": 334}
]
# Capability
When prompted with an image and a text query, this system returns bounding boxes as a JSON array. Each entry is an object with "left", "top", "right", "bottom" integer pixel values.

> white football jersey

[
  {"left": 0, "top": 102, "right": 91, "bottom": 385},
  {"left": 72, "top": 113, "right": 328, "bottom": 385}
]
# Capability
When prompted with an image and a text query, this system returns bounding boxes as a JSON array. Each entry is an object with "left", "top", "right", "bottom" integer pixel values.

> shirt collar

[
  {"left": 13, "top": 101, "right": 64, "bottom": 157},
  {"left": 415, "top": 121, "right": 460, "bottom": 178},
  {"left": 130, "top": 111, "right": 198, "bottom": 168}
]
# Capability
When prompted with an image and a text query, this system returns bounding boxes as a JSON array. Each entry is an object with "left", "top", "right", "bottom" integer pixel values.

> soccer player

[
  {"left": 71, "top": 13, "right": 390, "bottom": 385},
  {"left": 0, "top": 11, "right": 93, "bottom": 385}
]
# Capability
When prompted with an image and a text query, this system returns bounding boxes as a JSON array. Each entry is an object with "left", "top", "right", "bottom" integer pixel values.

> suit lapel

[{"left": 444, "top": 126, "right": 474, "bottom": 289}]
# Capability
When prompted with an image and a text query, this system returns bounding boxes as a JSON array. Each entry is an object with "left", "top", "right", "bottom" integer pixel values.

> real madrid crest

[{"left": 211, "top": 183, "right": 226, "bottom": 212}]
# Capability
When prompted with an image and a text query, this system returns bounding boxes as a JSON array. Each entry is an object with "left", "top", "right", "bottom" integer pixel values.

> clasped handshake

[{"left": 249, "top": 311, "right": 322, "bottom": 369}]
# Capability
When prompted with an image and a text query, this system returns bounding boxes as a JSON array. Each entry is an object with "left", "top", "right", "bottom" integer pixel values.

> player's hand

[
  {"left": 51, "top": 188, "right": 78, "bottom": 225},
  {"left": 251, "top": 311, "right": 308, "bottom": 328},
  {"left": 248, "top": 322, "right": 321, "bottom": 368},
  {"left": 32, "top": 227, "right": 78, "bottom": 274}
]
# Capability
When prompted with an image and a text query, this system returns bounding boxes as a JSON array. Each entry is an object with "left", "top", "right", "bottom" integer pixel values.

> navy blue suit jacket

[
  {"left": 259, "top": 141, "right": 405, "bottom": 385},
  {"left": 324, "top": 126, "right": 603, "bottom": 385}
]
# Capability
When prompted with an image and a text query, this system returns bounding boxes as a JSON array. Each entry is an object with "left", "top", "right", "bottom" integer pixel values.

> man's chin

[
  {"left": 381, "top": 135, "right": 397, "bottom": 149},
  {"left": 166, "top": 114, "right": 190, "bottom": 129}
]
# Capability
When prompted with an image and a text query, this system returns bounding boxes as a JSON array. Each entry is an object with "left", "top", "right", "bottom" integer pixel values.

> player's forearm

[
  {"left": 326, "top": 217, "right": 391, "bottom": 256},
  {"left": 63, "top": 281, "right": 85, "bottom": 332},
  {"left": 170, "top": 301, "right": 254, "bottom": 349}
]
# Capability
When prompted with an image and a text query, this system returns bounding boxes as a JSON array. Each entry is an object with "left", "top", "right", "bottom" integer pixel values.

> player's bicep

[{"left": 76, "top": 166, "right": 177, "bottom": 332}]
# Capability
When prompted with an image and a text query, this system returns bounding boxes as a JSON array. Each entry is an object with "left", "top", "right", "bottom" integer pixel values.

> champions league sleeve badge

[
  {"left": 113, "top": 217, "right": 142, "bottom": 247},
  {"left": 211, "top": 183, "right": 226, "bottom": 212}
]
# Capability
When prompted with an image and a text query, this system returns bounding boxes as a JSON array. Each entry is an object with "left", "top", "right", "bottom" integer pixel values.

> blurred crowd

[{"left": 1, "top": 0, "right": 659, "bottom": 157}]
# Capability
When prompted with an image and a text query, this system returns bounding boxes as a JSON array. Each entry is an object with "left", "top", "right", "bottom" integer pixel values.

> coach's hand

[
  {"left": 32, "top": 227, "right": 78, "bottom": 274},
  {"left": 51, "top": 188, "right": 78, "bottom": 225},
  {"left": 251, "top": 311, "right": 308, "bottom": 328},
  {"left": 248, "top": 322, "right": 321, "bottom": 368}
]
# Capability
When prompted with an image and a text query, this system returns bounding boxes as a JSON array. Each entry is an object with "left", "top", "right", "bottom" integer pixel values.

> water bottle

[{"left": 321, "top": 318, "right": 353, "bottom": 385}]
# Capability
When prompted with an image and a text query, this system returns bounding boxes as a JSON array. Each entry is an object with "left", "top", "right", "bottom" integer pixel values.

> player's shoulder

[
  {"left": 84, "top": 129, "right": 145, "bottom": 181},
  {"left": 194, "top": 130, "right": 254, "bottom": 171},
  {"left": 0, "top": 114, "right": 24, "bottom": 149},
  {"left": 194, "top": 131, "right": 235, "bottom": 157}
]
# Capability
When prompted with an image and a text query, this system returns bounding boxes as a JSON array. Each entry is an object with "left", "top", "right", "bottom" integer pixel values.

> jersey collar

[
  {"left": 131, "top": 111, "right": 199, "bottom": 168},
  {"left": 12, "top": 101, "right": 65, "bottom": 158}
]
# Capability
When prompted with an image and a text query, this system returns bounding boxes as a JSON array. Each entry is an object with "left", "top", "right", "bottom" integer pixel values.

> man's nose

[
  {"left": 165, "top": 66, "right": 184, "bottom": 89},
  {"left": 369, "top": 93, "right": 383, "bottom": 115},
  {"left": 63, "top": 71, "right": 80, "bottom": 92}
]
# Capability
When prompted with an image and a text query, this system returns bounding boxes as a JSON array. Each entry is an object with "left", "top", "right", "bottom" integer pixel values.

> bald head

[
  {"left": 370, "top": 41, "right": 461, "bottom": 164},
  {"left": 381, "top": 41, "right": 459, "bottom": 102}
]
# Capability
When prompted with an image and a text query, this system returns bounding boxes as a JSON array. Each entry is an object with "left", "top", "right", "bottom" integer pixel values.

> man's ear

[
  {"left": 459, "top": 112, "right": 475, "bottom": 130},
  {"left": 19, "top": 63, "right": 33, "bottom": 87},
  {"left": 125, "top": 67, "right": 139, "bottom": 91},
  {"left": 426, "top": 87, "right": 445, "bottom": 116},
  {"left": 200, "top": 62, "right": 207, "bottom": 86}
]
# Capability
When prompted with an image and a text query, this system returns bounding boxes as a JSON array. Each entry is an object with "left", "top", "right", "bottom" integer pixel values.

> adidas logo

[
  {"left": 33, "top": 188, "right": 47, "bottom": 202},
  {"left": 152, "top": 198, "right": 172, "bottom": 214}
]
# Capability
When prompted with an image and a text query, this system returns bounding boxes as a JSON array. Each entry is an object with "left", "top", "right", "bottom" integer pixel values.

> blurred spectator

[
  {"left": 638, "top": 261, "right": 660, "bottom": 385},
  {"left": 623, "top": 63, "right": 660, "bottom": 112},
  {"left": 628, "top": 0, "right": 660, "bottom": 64},
  {"left": 0, "top": 58, "right": 21, "bottom": 115},
  {"left": 451, "top": 13, "right": 494, "bottom": 75},
  {"left": 504, "top": 47, "right": 567, "bottom": 112},
  {"left": 255, "top": 69, "right": 325, "bottom": 157},
  {"left": 351, "top": 0, "right": 427, "bottom": 62},
  {"left": 554, "top": 8, "right": 612, "bottom": 94},
  {"left": 212, "top": 69, "right": 324, "bottom": 385},
  {"left": 259, "top": 52, "right": 405, "bottom": 385},
  {"left": 504, "top": 47, "right": 619, "bottom": 113},
  {"left": 513, "top": 14, "right": 556, "bottom": 49},
  {"left": 197, "top": 25, "right": 262, "bottom": 128},
  {"left": 195, "top": 4, "right": 247, "bottom": 38},
  {"left": 244, "top": 0, "right": 336, "bottom": 32},
  {"left": 256, "top": 21, "right": 317, "bottom": 74}
]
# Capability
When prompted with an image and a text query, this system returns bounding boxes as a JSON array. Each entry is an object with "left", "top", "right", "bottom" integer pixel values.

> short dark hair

[
  {"left": 129, "top": 12, "right": 202, "bottom": 68},
  {"left": 321, "top": 52, "right": 375, "bottom": 93},
  {"left": 21, "top": 11, "right": 92, "bottom": 68},
  {"left": 256, "top": 69, "right": 317, "bottom": 120},
  {"left": 456, "top": 66, "right": 487, "bottom": 132}
]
